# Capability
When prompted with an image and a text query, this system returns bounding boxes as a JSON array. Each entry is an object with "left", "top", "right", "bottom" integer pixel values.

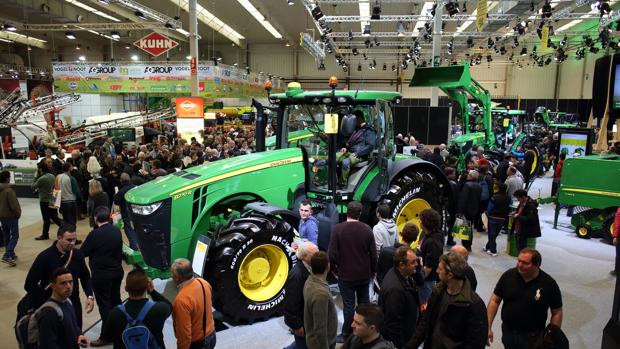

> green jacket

[
  {"left": 303, "top": 274, "right": 338, "bottom": 349},
  {"left": 0, "top": 183, "right": 21, "bottom": 219},
  {"left": 32, "top": 172, "right": 55, "bottom": 203}
]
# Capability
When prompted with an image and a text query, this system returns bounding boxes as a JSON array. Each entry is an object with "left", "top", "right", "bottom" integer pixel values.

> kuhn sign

[{"left": 133, "top": 32, "right": 179, "bottom": 57}]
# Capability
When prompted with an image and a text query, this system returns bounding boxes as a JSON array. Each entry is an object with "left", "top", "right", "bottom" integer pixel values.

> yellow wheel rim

[
  {"left": 395, "top": 198, "right": 431, "bottom": 249},
  {"left": 578, "top": 227, "right": 589, "bottom": 237},
  {"left": 238, "top": 244, "right": 289, "bottom": 302},
  {"left": 530, "top": 151, "right": 538, "bottom": 175},
  {"left": 611, "top": 222, "right": 615, "bottom": 238}
]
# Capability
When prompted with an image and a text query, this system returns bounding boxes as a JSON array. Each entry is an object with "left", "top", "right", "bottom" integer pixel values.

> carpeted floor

[{"left": 0, "top": 175, "right": 615, "bottom": 349}]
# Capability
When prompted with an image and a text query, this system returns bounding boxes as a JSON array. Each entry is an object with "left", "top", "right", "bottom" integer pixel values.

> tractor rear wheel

[
  {"left": 601, "top": 213, "right": 616, "bottom": 244},
  {"left": 575, "top": 224, "right": 592, "bottom": 239},
  {"left": 385, "top": 170, "right": 446, "bottom": 243},
  {"left": 205, "top": 214, "right": 296, "bottom": 323}
]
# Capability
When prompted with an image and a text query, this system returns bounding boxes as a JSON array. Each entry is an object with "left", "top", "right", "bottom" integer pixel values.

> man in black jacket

[
  {"left": 114, "top": 173, "right": 139, "bottom": 250},
  {"left": 406, "top": 252, "right": 487, "bottom": 349},
  {"left": 284, "top": 241, "right": 318, "bottom": 349},
  {"left": 328, "top": 201, "right": 377, "bottom": 342},
  {"left": 379, "top": 246, "right": 424, "bottom": 348},
  {"left": 37, "top": 267, "right": 89, "bottom": 349},
  {"left": 457, "top": 170, "right": 482, "bottom": 251},
  {"left": 511, "top": 189, "right": 542, "bottom": 252},
  {"left": 24, "top": 223, "right": 94, "bottom": 329},
  {"left": 81, "top": 206, "right": 124, "bottom": 347},
  {"left": 496, "top": 153, "right": 512, "bottom": 184}
]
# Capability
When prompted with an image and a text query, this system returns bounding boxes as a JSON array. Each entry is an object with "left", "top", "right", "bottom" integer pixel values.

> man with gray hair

[
  {"left": 113, "top": 173, "right": 139, "bottom": 250},
  {"left": 171, "top": 258, "right": 216, "bottom": 349},
  {"left": 406, "top": 252, "right": 487, "bottom": 349},
  {"left": 450, "top": 245, "right": 477, "bottom": 291},
  {"left": 284, "top": 241, "right": 319, "bottom": 349}
]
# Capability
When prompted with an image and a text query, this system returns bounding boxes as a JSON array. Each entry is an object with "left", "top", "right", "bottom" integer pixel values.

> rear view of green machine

[
  {"left": 555, "top": 154, "right": 620, "bottom": 243},
  {"left": 409, "top": 64, "right": 494, "bottom": 169}
]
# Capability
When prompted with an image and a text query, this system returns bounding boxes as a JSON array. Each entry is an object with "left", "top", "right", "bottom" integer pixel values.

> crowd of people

[{"left": 2, "top": 120, "right": 619, "bottom": 349}]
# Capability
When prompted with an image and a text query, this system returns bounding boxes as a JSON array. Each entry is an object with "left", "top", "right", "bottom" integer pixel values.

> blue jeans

[
  {"left": 501, "top": 325, "right": 541, "bottom": 349},
  {"left": 1, "top": 219, "right": 18, "bottom": 258},
  {"left": 122, "top": 216, "right": 139, "bottom": 250},
  {"left": 284, "top": 334, "right": 308, "bottom": 349},
  {"left": 339, "top": 279, "right": 370, "bottom": 336},
  {"left": 485, "top": 217, "right": 504, "bottom": 254},
  {"left": 60, "top": 201, "right": 77, "bottom": 225}
]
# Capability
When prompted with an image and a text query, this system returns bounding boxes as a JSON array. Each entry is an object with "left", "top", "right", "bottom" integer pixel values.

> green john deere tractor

[
  {"left": 554, "top": 153, "right": 620, "bottom": 243},
  {"left": 409, "top": 64, "right": 496, "bottom": 170},
  {"left": 124, "top": 80, "right": 451, "bottom": 323}
]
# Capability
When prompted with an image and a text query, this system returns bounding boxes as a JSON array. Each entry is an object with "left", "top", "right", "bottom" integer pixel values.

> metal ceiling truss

[
  {"left": 323, "top": 13, "right": 603, "bottom": 23},
  {"left": 0, "top": 63, "right": 50, "bottom": 76},
  {"left": 329, "top": 30, "right": 602, "bottom": 38},
  {"left": 21, "top": 22, "right": 174, "bottom": 31},
  {"left": 108, "top": 0, "right": 182, "bottom": 29},
  {"left": 316, "top": 0, "right": 579, "bottom": 3}
]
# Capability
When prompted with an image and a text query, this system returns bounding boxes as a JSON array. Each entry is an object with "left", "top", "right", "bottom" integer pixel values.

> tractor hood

[
  {"left": 449, "top": 132, "right": 485, "bottom": 145},
  {"left": 125, "top": 148, "right": 304, "bottom": 205}
]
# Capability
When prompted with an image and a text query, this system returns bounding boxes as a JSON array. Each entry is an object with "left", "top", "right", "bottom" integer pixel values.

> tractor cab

[{"left": 269, "top": 79, "right": 399, "bottom": 200}]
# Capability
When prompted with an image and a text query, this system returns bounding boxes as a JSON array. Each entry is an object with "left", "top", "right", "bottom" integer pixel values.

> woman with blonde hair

[{"left": 87, "top": 179, "right": 109, "bottom": 228}]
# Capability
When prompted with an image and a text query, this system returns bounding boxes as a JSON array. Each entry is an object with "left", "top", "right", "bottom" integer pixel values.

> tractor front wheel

[
  {"left": 601, "top": 213, "right": 617, "bottom": 244},
  {"left": 385, "top": 170, "right": 445, "bottom": 245},
  {"left": 205, "top": 214, "right": 296, "bottom": 323},
  {"left": 575, "top": 224, "right": 592, "bottom": 239}
]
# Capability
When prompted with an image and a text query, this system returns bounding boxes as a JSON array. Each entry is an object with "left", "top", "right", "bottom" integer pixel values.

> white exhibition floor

[{"left": 10, "top": 174, "right": 617, "bottom": 349}]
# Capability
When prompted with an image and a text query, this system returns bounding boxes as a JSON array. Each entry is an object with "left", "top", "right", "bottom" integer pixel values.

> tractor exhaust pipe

[{"left": 252, "top": 98, "right": 266, "bottom": 152}]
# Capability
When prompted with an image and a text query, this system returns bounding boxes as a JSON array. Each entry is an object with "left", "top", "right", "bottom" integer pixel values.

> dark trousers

[
  {"left": 122, "top": 216, "right": 140, "bottom": 250},
  {"left": 1, "top": 218, "right": 19, "bottom": 258},
  {"left": 284, "top": 334, "right": 308, "bottom": 349},
  {"left": 189, "top": 330, "right": 216, "bottom": 349},
  {"left": 92, "top": 274, "right": 123, "bottom": 337},
  {"left": 516, "top": 234, "right": 528, "bottom": 252},
  {"left": 40, "top": 202, "right": 62, "bottom": 238},
  {"left": 60, "top": 201, "right": 77, "bottom": 225},
  {"left": 485, "top": 217, "right": 504, "bottom": 254},
  {"left": 70, "top": 293, "right": 83, "bottom": 330},
  {"left": 501, "top": 325, "right": 541, "bottom": 349},
  {"left": 446, "top": 214, "right": 456, "bottom": 245},
  {"left": 338, "top": 279, "right": 370, "bottom": 336}
]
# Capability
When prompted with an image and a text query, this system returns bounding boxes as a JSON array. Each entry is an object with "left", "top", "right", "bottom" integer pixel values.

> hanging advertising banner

[
  {"left": 476, "top": 0, "right": 488, "bottom": 32},
  {"left": 541, "top": 26, "right": 549, "bottom": 50},
  {"left": 175, "top": 97, "right": 204, "bottom": 143},
  {"left": 133, "top": 32, "right": 179, "bottom": 57},
  {"left": 52, "top": 62, "right": 282, "bottom": 98}
]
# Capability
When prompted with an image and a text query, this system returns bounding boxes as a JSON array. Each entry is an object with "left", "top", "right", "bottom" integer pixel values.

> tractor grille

[{"left": 130, "top": 199, "right": 172, "bottom": 270}]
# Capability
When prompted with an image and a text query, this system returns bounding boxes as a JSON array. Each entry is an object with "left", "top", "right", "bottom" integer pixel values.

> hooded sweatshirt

[
  {"left": 373, "top": 219, "right": 397, "bottom": 255},
  {"left": 0, "top": 183, "right": 21, "bottom": 219}
]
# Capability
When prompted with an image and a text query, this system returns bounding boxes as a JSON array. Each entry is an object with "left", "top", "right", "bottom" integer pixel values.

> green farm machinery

[
  {"left": 124, "top": 80, "right": 451, "bottom": 323},
  {"left": 554, "top": 154, "right": 620, "bottom": 243}
]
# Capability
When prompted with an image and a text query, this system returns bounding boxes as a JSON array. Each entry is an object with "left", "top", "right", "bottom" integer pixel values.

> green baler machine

[{"left": 554, "top": 154, "right": 620, "bottom": 242}]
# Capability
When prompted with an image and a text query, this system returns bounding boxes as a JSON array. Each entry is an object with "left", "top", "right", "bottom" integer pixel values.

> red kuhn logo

[{"left": 133, "top": 32, "right": 179, "bottom": 57}]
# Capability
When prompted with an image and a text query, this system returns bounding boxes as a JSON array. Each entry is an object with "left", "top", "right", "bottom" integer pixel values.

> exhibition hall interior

[{"left": 1, "top": 0, "right": 620, "bottom": 348}]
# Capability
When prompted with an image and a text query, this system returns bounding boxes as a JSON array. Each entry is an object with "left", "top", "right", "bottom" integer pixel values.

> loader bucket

[{"left": 409, "top": 64, "right": 471, "bottom": 88}]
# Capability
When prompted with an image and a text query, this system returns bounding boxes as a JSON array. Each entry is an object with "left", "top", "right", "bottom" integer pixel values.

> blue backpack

[{"left": 117, "top": 300, "right": 160, "bottom": 349}]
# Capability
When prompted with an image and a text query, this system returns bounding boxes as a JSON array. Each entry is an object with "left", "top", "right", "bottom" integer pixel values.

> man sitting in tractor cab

[{"left": 336, "top": 110, "right": 376, "bottom": 186}]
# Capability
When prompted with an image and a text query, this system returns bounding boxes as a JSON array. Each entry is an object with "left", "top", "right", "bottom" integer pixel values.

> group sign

[{"left": 52, "top": 62, "right": 282, "bottom": 98}]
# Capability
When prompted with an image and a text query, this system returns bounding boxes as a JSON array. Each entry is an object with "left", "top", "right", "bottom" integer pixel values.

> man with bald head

[
  {"left": 284, "top": 242, "right": 319, "bottom": 349},
  {"left": 171, "top": 258, "right": 216, "bottom": 349},
  {"left": 450, "top": 245, "right": 478, "bottom": 291}
]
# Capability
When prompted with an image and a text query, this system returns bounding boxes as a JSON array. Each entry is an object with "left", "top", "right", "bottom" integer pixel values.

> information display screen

[{"left": 557, "top": 127, "right": 594, "bottom": 158}]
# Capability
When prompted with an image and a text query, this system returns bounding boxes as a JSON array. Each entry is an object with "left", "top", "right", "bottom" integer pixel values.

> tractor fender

[
  {"left": 388, "top": 158, "right": 452, "bottom": 198},
  {"left": 244, "top": 202, "right": 299, "bottom": 231}
]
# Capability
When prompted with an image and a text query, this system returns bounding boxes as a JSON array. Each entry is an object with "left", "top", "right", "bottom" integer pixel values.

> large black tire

[
  {"left": 205, "top": 214, "right": 296, "bottom": 323},
  {"left": 601, "top": 213, "right": 617, "bottom": 244},
  {"left": 385, "top": 170, "right": 447, "bottom": 237}
]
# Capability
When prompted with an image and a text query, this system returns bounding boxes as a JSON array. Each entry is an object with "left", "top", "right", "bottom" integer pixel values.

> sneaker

[
  {"left": 1, "top": 256, "right": 16, "bottom": 267},
  {"left": 34, "top": 235, "right": 49, "bottom": 240},
  {"left": 482, "top": 247, "right": 488, "bottom": 252},
  {"left": 336, "top": 334, "right": 349, "bottom": 344},
  {"left": 486, "top": 250, "right": 498, "bottom": 257}
]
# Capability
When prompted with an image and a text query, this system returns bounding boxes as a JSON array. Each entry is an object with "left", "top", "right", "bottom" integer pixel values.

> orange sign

[{"left": 175, "top": 97, "right": 204, "bottom": 118}]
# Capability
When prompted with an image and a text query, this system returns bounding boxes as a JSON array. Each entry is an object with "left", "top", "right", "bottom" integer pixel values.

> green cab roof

[{"left": 270, "top": 89, "right": 401, "bottom": 103}]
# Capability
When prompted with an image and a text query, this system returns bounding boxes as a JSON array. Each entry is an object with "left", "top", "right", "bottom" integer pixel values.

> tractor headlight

[{"left": 131, "top": 202, "right": 163, "bottom": 216}]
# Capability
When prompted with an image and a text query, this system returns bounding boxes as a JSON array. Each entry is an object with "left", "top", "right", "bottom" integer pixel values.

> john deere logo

[
  {"left": 133, "top": 32, "right": 179, "bottom": 57},
  {"left": 180, "top": 100, "right": 197, "bottom": 111}
]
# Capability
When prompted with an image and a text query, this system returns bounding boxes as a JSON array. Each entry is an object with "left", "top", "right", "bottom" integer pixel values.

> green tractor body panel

[
  {"left": 558, "top": 154, "right": 620, "bottom": 209},
  {"left": 270, "top": 89, "right": 402, "bottom": 103}
]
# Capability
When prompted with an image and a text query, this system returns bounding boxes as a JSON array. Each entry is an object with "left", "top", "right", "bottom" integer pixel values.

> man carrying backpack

[
  {"left": 36, "top": 267, "right": 89, "bottom": 349},
  {"left": 476, "top": 164, "right": 494, "bottom": 233},
  {"left": 101, "top": 268, "right": 172, "bottom": 349}
]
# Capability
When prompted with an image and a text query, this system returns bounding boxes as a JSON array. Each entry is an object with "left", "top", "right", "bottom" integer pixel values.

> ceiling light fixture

[
  {"left": 445, "top": 1, "right": 459, "bottom": 17},
  {"left": 287, "top": 0, "right": 294, "bottom": 5},
  {"left": 110, "top": 31, "right": 120, "bottom": 39},
  {"left": 363, "top": 24, "right": 371, "bottom": 36},
  {"left": 134, "top": 10, "right": 147, "bottom": 20},
  {"left": 76, "top": 44, "right": 81, "bottom": 50},
  {"left": 2, "top": 24, "right": 17, "bottom": 31},
  {"left": 65, "top": 31, "right": 76, "bottom": 39},
  {"left": 237, "top": 0, "right": 283, "bottom": 39},
  {"left": 65, "top": 0, "right": 120, "bottom": 22},
  {"left": 371, "top": 3, "right": 381, "bottom": 20},
  {"left": 131, "top": 54, "right": 139, "bottom": 61}
]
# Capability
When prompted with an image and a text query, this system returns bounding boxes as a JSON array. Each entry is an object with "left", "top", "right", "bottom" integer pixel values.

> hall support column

[
  {"left": 430, "top": 4, "right": 443, "bottom": 107},
  {"left": 189, "top": 0, "right": 199, "bottom": 96}
]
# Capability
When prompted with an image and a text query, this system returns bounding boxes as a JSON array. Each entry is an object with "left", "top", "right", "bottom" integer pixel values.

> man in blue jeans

[
  {"left": 328, "top": 201, "right": 377, "bottom": 343},
  {"left": 0, "top": 170, "right": 21, "bottom": 266}
]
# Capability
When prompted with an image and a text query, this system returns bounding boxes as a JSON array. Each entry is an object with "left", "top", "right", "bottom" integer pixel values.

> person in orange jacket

[{"left": 612, "top": 207, "right": 620, "bottom": 276}]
